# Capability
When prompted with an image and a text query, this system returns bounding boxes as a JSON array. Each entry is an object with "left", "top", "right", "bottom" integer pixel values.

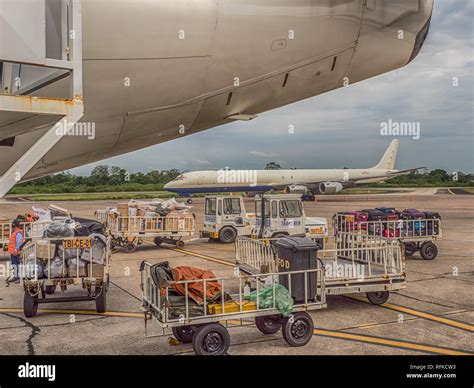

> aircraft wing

[{"left": 352, "top": 167, "right": 427, "bottom": 184}]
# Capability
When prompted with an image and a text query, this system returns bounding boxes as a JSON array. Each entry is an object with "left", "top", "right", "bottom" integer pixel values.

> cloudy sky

[{"left": 73, "top": 1, "right": 473, "bottom": 176}]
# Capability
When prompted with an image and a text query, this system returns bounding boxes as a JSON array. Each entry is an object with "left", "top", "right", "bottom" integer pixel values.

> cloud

[{"left": 248, "top": 150, "right": 280, "bottom": 158}]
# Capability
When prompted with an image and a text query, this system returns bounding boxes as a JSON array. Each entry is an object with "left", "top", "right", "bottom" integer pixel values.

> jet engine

[
  {"left": 284, "top": 185, "right": 308, "bottom": 195},
  {"left": 319, "top": 182, "right": 343, "bottom": 195}
]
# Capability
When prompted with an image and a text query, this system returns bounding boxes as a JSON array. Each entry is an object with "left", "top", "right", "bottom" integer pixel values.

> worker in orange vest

[{"left": 7, "top": 220, "right": 23, "bottom": 283}]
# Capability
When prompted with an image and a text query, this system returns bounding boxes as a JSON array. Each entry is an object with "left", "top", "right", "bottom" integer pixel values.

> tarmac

[{"left": 0, "top": 190, "right": 473, "bottom": 355}]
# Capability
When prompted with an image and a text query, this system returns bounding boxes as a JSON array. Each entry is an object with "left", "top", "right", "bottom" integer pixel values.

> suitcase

[
  {"left": 360, "top": 209, "right": 386, "bottom": 221},
  {"left": 335, "top": 211, "right": 368, "bottom": 231},
  {"left": 376, "top": 207, "right": 399, "bottom": 215},
  {"left": 424, "top": 211, "right": 441, "bottom": 235},
  {"left": 400, "top": 209, "right": 427, "bottom": 236},
  {"left": 401, "top": 209, "right": 425, "bottom": 220},
  {"left": 383, "top": 228, "right": 400, "bottom": 238}
]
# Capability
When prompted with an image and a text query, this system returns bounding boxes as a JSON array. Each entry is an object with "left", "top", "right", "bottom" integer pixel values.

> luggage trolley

[
  {"left": 96, "top": 212, "right": 195, "bottom": 253},
  {"left": 236, "top": 233, "right": 405, "bottom": 306},
  {"left": 20, "top": 236, "right": 112, "bottom": 317},
  {"left": 140, "top": 260, "right": 326, "bottom": 355},
  {"left": 333, "top": 213, "right": 442, "bottom": 260}
]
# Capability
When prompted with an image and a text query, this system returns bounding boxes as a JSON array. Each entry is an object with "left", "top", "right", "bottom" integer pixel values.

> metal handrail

[{"left": 333, "top": 214, "right": 442, "bottom": 240}]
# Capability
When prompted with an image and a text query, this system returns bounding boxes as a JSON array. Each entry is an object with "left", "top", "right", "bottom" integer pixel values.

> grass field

[{"left": 11, "top": 191, "right": 175, "bottom": 201}]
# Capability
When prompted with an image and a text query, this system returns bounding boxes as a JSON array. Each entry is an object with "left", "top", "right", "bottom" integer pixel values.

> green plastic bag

[{"left": 246, "top": 284, "right": 294, "bottom": 317}]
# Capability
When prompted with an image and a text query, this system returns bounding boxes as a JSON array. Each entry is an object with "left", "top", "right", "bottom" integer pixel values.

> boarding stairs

[{"left": 0, "top": 0, "right": 84, "bottom": 197}]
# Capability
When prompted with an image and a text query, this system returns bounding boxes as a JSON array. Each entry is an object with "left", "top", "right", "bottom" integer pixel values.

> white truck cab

[
  {"left": 252, "top": 194, "right": 328, "bottom": 247},
  {"left": 201, "top": 195, "right": 256, "bottom": 243}
]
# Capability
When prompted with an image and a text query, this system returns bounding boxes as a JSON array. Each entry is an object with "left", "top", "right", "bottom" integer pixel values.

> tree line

[
  {"left": 10, "top": 166, "right": 182, "bottom": 194},
  {"left": 9, "top": 164, "right": 474, "bottom": 195}
]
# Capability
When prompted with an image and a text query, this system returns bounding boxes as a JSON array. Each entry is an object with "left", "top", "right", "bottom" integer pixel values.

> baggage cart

[
  {"left": 236, "top": 233, "right": 405, "bottom": 305},
  {"left": 333, "top": 212, "right": 442, "bottom": 260},
  {"left": 20, "top": 236, "right": 112, "bottom": 317},
  {"left": 96, "top": 211, "right": 195, "bottom": 253},
  {"left": 140, "top": 260, "right": 326, "bottom": 355}
]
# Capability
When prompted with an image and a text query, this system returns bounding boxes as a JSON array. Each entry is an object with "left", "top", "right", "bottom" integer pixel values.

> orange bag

[{"left": 171, "top": 266, "right": 222, "bottom": 304}]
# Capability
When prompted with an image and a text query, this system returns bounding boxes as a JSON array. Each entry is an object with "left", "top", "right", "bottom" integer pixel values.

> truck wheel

[
  {"left": 367, "top": 291, "right": 390, "bottom": 305},
  {"left": 24, "top": 292, "right": 38, "bottom": 318},
  {"left": 175, "top": 240, "right": 185, "bottom": 249},
  {"left": 172, "top": 326, "right": 196, "bottom": 343},
  {"left": 192, "top": 323, "right": 230, "bottom": 355},
  {"left": 45, "top": 285, "right": 56, "bottom": 295},
  {"left": 404, "top": 243, "right": 416, "bottom": 257},
  {"left": 282, "top": 312, "right": 314, "bottom": 347},
  {"left": 420, "top": 242, "right": 438, "bottom": 260},
  {"left": 124, "top": 243, "right": 136, "bottom": 254},
  {"left": 186, "top": 199, "right": 193, "bottom": 205},
  {"left": 95, "top": 286, "right": 107, "bottom": 313},
  {"left": 219, "top": 227, "right": 237, "bottom": 244},
  {"left": 255, "top": 315, "right": 282, "bottom": 334},
  {"left": 153, "top": 237, "right": 163, "bottom": 246}
]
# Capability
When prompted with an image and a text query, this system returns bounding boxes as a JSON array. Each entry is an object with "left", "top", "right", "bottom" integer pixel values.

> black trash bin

[{"left": 274, "top": 237, "right": 320, "bottom": 303}]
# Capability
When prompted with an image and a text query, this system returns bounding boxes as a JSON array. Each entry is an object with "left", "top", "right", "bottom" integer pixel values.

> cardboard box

[
  {"left": 117, "top": 203, "right": 129, "bottom": 216},
  {"left": 35, "top": 240, "right": 56, "bottom": 260}
]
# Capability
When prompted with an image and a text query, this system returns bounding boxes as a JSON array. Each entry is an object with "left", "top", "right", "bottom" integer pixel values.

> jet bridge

[{"left": 0, "top": 0, "right": 83, "bottom": 197}]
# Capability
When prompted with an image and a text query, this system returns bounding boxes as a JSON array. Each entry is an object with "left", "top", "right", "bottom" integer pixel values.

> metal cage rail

[
  {"left": 20, "top": 235, "right": 112, "bottom": 317},
  {"left": 96, "top": 211, "right": 195, "bottom": 252},
  {"left": 235, "top": 234, "right": 406, "bottom": 297}
]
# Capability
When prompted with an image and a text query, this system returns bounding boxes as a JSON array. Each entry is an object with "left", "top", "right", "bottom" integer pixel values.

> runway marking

[
  {"left": 0, "top": 308, "right": 143, "bottom": 318},
  {"left": 169, "top": 247, "right": 235, "bottom": 267},
  {"left": 348, "top": 296, "right": 474, "bottom": 332},
  {"left": 218, "top": 319, "right": 472, "bottom": 355},
  {"left": 166, "top": 247, "right": 474, "bottom": 333},
  {"left": 312, "top": 329, "right": 472, "bottom": 356},
  {"left": 1, "top": 309, "right": 471, "bottom": 355}
]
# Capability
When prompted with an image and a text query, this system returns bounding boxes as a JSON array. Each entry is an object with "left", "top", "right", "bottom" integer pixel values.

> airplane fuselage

[{"left": 0, "top": 0, "right": 434, "bottom": 181}]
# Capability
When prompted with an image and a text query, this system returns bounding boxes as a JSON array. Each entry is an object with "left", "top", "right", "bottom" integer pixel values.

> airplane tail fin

[{"left": 373, "top": 140, "right": 399, "bottom": 170}]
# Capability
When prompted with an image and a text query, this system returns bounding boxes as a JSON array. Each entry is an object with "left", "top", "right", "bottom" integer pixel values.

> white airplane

[
  {"left": 164, "top": 140, "right": 424, "bottom": 195},
  {"left": 0, "top": 0, "right": 434, "bottom": 197}
]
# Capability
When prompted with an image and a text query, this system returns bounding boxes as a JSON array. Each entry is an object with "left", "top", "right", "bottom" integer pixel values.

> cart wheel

[
  {"left": 172, "top": 325, "right": 196, "bottom": 343},
  {"left": 282, "top": 312, "right": 314, "bottom": 347},
  {"left": 95, "top": 286, "right": 107, "bottom": 313},
  {"left": 186, "top": 199, "right": 193, "bottom": 205},
  {"left": 154, "top": 237, "right": 163, "bottom": 247},
  {"left": 45, "top": 285, "right": 56, "bottom": 295},
  {"left": 366, "top": 291, "right": 390, "bottom": 305},
  {"left": 175, "top": 240, "right": 185, "bottom": 249},
  {"left": 192, "top": 323, "right": 230, "bottom": 356},
  {"left": 23, "top": 292, "right": 38, "bottom": 318},
  {"left": 404, "top": 243, "right": 416, "bottom": 257},
  {"left": 255, "top": 315, "right": 282, "bottom": 334},
  {"left": 124, "top": 243, "right": 136, "bottom": 254},
  {"left": 420, "top": 242, "right": 438, "bottom": 260},
  {"left": 219, "top": 227, "right": 237, "bottom": 244}
]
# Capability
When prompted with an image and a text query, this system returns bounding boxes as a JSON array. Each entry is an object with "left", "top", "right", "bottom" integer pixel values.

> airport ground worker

[{"left": 7, "top": 220, "right": 24, "bottom": 283}]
